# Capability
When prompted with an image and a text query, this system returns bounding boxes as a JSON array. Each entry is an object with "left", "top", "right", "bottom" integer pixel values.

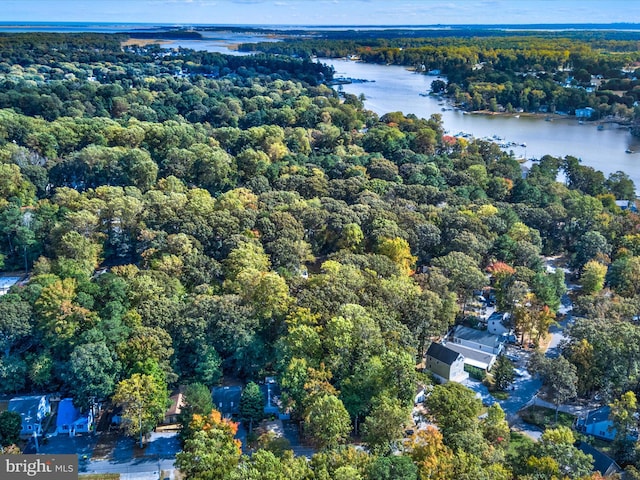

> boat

[
  {"left": 626, "top": 148, "right": 635, "bottom": 154},
  {"left": 597, "top": 125, "right": 604, "bottom": 131}
]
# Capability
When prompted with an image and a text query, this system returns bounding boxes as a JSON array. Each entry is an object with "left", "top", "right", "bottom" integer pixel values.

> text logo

[{"left": 2, "top": 455, "right": 78, "bottom": 480}]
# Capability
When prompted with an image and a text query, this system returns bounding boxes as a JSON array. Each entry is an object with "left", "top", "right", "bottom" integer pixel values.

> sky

[{"left": 2, "top": 0, "right": 640, "bottom": 26}]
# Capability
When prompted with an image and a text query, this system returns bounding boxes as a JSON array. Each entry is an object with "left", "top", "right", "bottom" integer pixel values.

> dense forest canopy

[{"left": 1, "top": 31, "right": 640, "bottom": 479}]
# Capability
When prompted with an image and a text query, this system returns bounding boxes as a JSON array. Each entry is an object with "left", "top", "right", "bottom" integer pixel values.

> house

[
  {"left": 448, "top": 325, "right": 505, "bottom": 355},
  {"left": 442, "top": 342, "right": 498, "bottom": 372},
  {"left": 576, "top": 441, "right": 621, "bottom": 476},
  {"left": 56, "top": 398, "right": 94, "bottom": 436},
  {"left": 212, "top": 386, "right": 242, "bottom": 418},
  {"left": 615, "top": 200, "right": 638, "bottom": 212},
  {"left": 8, "top": 395, "right": 51, "bottom": 437},
  {"left": 575, "top": 406, "right": 615, "bottom": 441},
  {"left": 487, "top": 311, "right": 510, "bottom": 336},
  {"left": 163, "top": 389, "right": 185, "bottom": 425},
  {"left": 575, "top": 107, "right": 595, "bottom": 119},
  {"left": 425, "top": 342, "right": 469, "bottom": 383}
]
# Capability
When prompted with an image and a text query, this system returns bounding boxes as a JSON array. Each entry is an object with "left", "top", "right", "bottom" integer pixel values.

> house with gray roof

[
  {"left": 577, "top": 441, "right": 621, "bottom": 476},
  {"left": 212, "top": 386, "right": 242, "bottom": 418},
  {"left": 442, "top": 342, "right": 498, "bottom": 372},
  {"left": 448, "top": 325, "right": 505, "bottom": 355},
  {"left": 575, "top": 405, "right": 615, "bottom": 441},
  {"left": 425, "top": 342, "right": 468, "bottom": 383},
  {"left": 8, "top": 395, "right": 51, "bottom": 437}
]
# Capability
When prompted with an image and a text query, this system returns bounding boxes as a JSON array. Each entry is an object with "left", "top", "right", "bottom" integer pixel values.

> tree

[
  {"left": 367, "top": 456, "right": 418, "bottom": 480},
  {"left": 432, "top": 252, "right": 487, "bottom": 312},
  {"left": 406, "top": 426, "right": 454, "bottom": 480},
  {"left": 492, "top": 355, "right": 515, "bottom": 391},
  {"left": 304, "top": 394, "right": 352, "bottom": 450},
  {"left": 63, "top": 342, "right": 118, "bottom": 409},
  {"left": 526, "top": 426, "right": 594, "bottom": 480},
  {"left": 175, "top": 410, "right": 241, "bottom": 480},
  {"left": 112, "top": 372, "right": 169, "bottom": 447},
  {"left": 481, "top": 404, "right": 510, "bottom": 447},
  {"left": 609, "top": 391, "right": 638, "bottom": 463},
  {"left": 529, "top": 353, "right": 578, "bottom": 422},
  {"left": 376, "top": 237, "right": 416, "bottom": 276},
  {"left": 425, "top": 382, "right": 482, "bottom": 445},
  {"left": 240, "top": 382, "right": 265, "bottom": 433},
  {"left": 0, "top": 411, "right": 21, "bottom": 447},
  {"left": 361, "top": 396, "right": 410, "bottom": 455},
  {"left": 0, "top": 296, "right": 32, "bottom": 357},
  {"left": 580, "top": 260, "right": 607, "bottom": 295},
  {"left": 183, "top": 383, "right": 215, "bottom": 417}
]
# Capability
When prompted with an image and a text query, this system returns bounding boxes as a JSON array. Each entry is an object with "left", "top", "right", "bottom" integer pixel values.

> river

[{"left": 327, "top": 59, "right": 640, "bottom": 188}]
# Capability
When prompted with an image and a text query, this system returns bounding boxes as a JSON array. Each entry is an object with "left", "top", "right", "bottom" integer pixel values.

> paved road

[{"left": 75, "top": 431, "right": 178, "bottom": 479}]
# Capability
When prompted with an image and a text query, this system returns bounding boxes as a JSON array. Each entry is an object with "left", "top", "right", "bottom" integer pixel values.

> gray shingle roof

[{"left": 426, "top": 342, "right": 462, "bottom": 366}]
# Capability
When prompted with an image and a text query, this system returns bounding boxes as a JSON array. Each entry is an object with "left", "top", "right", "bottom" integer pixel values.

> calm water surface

[{"left": 327, "top": 59, "right": 640, "bottom": 187}]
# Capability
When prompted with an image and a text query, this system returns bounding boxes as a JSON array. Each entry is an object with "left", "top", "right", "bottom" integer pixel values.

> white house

[
  {"left": 448, "top": 325, "right": 505, "bottom": 355},
  {"left": 442, "top": 342, "right": 498, "bottom": 372},
  {"left": 8, "top": 395, "right": 51, "bottom": 437},
  {"left": 56, "top": 398, "right": 94, "bottom": 436}
]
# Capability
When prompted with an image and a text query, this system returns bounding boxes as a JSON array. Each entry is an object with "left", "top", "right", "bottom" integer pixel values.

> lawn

[
  {"left": 506, "top": 431, "right": 534, "bottom": 458},
  {"left": 519, "top": 405, "right": 576, "bottom": 429}
]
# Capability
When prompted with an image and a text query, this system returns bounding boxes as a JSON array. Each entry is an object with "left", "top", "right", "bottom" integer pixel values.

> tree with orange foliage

[
  {"left": 175, "top": 409, "right": 241, "bottom": 480},
  {"left": 406, "top": 426, "right": 454, "bottom": 480}
]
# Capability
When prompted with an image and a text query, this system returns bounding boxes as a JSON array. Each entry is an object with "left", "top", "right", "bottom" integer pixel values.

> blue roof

[{"left": 56, "top": 399, "right": 80, "bottom": 427}]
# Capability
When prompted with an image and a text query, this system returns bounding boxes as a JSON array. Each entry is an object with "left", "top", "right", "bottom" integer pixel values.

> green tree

[
  {"left": 492, "top": 355, "right": 515, "bottom": 391},
  {"left": 304, "top": 394, "right": 352, "bottom": 450},
  {"left": 425, "top": 382, "right": 482, "bottom": 446},
  {"left": 63, "top": 342, "right": 118, "bottom": 409},
  {"left": 0, "top": 410, "right": 21, "bottom": 447},
  {"left": 432, "top": 252, "right": 487, "bottom": 312},
  {"left": 113, "top": 372, "right": 169, "bottom": 447},
  {"left": 528, "top": 353, "right": 578, "bottom": 422},
  {"left": 481, "top": 403, "right": 510, "bottom": 447},
  {"left": 175, "top": 410, "right": 241, "bottom": 480},
  {"left": 367, "top": 456, "right": 417, "bottom": 480},
  {"left": 609, "top": 391, "right": 638, "bottom": 463},
  {"left": 361, "top": 396, "right": 410, "bottom": 455},
  {"left": 0, "top": 296, "right": 32, "bottom": 357},
  {"left": 580, "top": 260, "right": 607, "bottom": 295},
  {"left": 240, "top": 382, "right": 265, "bottom": 433}
]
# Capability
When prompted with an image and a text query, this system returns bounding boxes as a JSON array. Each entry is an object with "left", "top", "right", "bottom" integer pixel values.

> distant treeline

[{"left": 123, "top": 30, "right": 202, "bottom": 40}]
